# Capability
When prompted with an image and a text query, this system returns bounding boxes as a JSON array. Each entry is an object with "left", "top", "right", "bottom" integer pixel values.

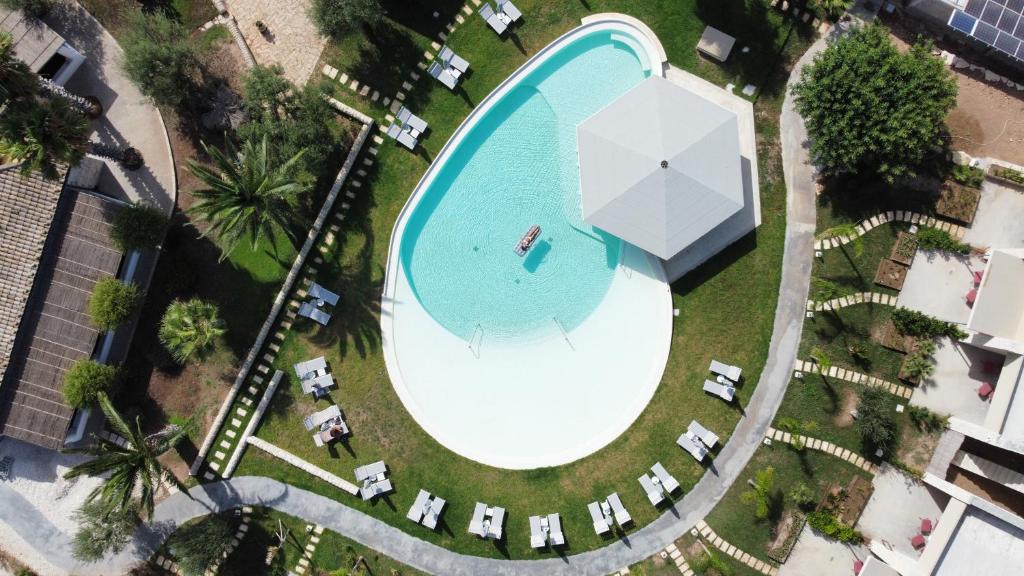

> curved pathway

[{"left": 2, "top": 24, "right": 827, "bottom": 576}]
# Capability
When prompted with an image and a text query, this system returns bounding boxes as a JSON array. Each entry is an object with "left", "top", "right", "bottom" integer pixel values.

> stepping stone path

[
  {"left": 793, "top": 358, "right": 914, "bottom": 399},
  {"left": 814, "top": 211, "right": 968, "bottom": 252},
  {"left": 765, "top": 427, "right": 878, "bottom": 474},
  {"left": 695, "top": 521, "right": 778, "bottom": 575},
  {"left": 290, "top": 524, "right": 325, "bottom": 575},
  {"left": 807, "top": 291, "right": 898, "bottom": 312}
]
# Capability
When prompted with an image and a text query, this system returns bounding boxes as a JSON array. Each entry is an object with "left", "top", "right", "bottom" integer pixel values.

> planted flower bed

[
  {"left": 935, "top": 182, "right": 981, "bottom": 224},
  {"left": 990, "top": 164, "right": 1024, "bottom": 187},
  {"left": 874, "top": 259, "right": 908, "bottom": 290},
  {"left": 889, "top": 232, "right": 918, "bottom": 266}
]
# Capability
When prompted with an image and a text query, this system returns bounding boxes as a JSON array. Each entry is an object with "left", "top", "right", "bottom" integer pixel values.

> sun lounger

[
  {"left": 469, "top": 502, "right": 487, "bottom": 536},
  {"left": 360, "top": 478, "right": 393, "bottom": 500},
  {"left": 688, "top": 420, "right": 719, "bottom": 448},
  {"left": 607, "top": 492, "right": 631, "bottom": 525},
  {"left": 0, "top": 456, "right": 12, "bottom": 481},
  {"left": 303, "top": 404, "right": 341, "bottom": 431},
  {"left": 312, "top": 420, "right": 348, "bottom": 447},
  {"left": 423, "top": 496, "right": 445, "bottom": 530},
  {"left": 428, "top": 61, "right": 458, "bottom": 90},
  {"left": 529, "top": 515, "right": 545, "bottom": 548},
  {"left": 298, "top": 302, "right": 331, "bottom": 325},
  {"left": 294, "top": 356, "right": 328, "bottom": 379},
  {"left": 301, "top": 373, "right": 335, "bottom": 397},
  {"left": 479, "top": 3, "right": 508, "bottom": 34},
  {"left": 638, "top": 474, "right": 665, "bottom": 506},
  {"left": 497, "top": 0, "right": 522, "bottom": 22},
  {"left": 354, "top": 460, "right": 387, "bottom": 482},
  {"left": 405, "top": 114, "right": 428, "bottom": 136},
  {"left": 488, "top": 506, "right": 505, "bottom": 539},
  {"left": 547, "top": 513, "right": 564, "bottom": 546},
  {"left": 407, "top": 489, "right": 431, "bottom": 523},
  {"left": 588, "top": 501, "right": 610, "bottom": 535},
  {"left": 438, "top": 46, "right": 469, "bottom": 73},
  {"left": 709, "top": 359, "right": 742, "bottom": 382},
  {"left": 386, "top": 122, "right": 417, "bottom": 150},
  {"left": 308, "top": 282, "right": 340, "bottom": 306},
  {"left": 676, "top": 431, "right": 708, "bottom": 462},
  {"left": 651, "top": 462, "right": 680, "bottom": 495},
  {"left": 703, "top": 379, "right": 736, "bottom": 402}
]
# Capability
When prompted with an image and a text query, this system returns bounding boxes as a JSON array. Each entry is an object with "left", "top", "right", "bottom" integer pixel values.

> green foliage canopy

[
  {"left": 120, "top": 11, "right": 198, "bottom": 107},
  {"left": 309, "top": 0, "right": 384, "bottom": 39},
  {"left": 88, "top": 278, "right": 141, "bottom": 331},
  {"left": 159, "top": 298, "right": 226, "bottom": 364},
  {"left": 71, "top": 499, "right": 140, "bottom": 562},
  {"left": 62, "top": 360, "right": 119, "bottom": 408},
  {"left": 111, "top": 202, "right": 168, "bottom": 251},
  {"left": 167, "top": 515, "right": 234, "bottom": 576},
  {"left": 857, "top": 387, "right": 898, "bottom": 450}
]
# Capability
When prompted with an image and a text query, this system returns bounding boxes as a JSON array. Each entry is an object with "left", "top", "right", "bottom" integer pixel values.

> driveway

[
  {"left": 45, "top": 2, "right": 177, "bottom": 215},
  {"left": 961, "top": 179, "right": 1024, "bottom": 251}
]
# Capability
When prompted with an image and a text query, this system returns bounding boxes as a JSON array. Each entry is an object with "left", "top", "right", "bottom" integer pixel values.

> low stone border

[
  {"left": 223, "top": 370, "right": 283, "bottom": 477},
  {"left": 793, "top": 358, "right": 914, "bottom": 399},
  {"left": 764, "top": 428, "right": 878, "bottom": 474},
  {"left": 814, "top": 211, "right": 967, "bottom": 251},
  {"left": 694, "top": 520, "right": 777, "bottom": 575},
  {"left": 807, "top": 291, "right": 897, "bottom": 312},
  {"left": 246, "top": 436, "right": 360, "bottom": 495}
]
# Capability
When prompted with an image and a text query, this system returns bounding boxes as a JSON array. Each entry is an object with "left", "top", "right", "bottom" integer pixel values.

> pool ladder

[
  {"left": 552, "top": 317, "right": 575, "bottom": 351},
  {"left": 468, "top": 324, "right": 484, "bottom": 358}
]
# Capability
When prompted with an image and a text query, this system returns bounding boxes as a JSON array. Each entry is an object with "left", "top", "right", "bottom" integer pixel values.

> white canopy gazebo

[{"left": 578, "top": 75, "right": 745, "bottom": 261}]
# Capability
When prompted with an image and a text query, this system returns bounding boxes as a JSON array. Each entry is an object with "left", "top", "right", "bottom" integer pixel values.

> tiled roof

[{"left": 0, "top": 164, "right": 64, "bottom": 382}]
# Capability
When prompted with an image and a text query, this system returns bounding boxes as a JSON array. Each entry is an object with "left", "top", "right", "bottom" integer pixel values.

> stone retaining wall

[{"left": 246, "top": 436, "right": 360, "bottom": 495}]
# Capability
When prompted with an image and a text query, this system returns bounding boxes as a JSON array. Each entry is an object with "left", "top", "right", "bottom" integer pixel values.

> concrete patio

[
  {"left": 961, "top": 180, "right": 1024, "bottom": 251},
  {"left": 856, "top": 466, "right": 948, "bottom": 558},
  {"left": 910, "top": 338, "right": 1001, "bottom": 425},
  {"left": 896, "top": 251, "right": 983, "bottom": 325},
  {"left": 778, "top": 527, "right": 867, "bottom": 576}
]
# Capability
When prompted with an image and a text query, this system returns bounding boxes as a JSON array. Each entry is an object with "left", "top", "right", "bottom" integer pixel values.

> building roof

[
  {"left": 933, "top": 506, "right": 1024, "bottom": 575},
  {"left": 968, "top": 248, "right": 1024, "bottom": 345},
  {"left": 696, "top": 25, "right": 736, "bottom": 62},
  {"left": 0, "top": 187, "right": 122, "bottom": 449},
  {"left": 0, "top": 7, "right": 64, "bottom": 74},
  {"left": 0, "top": 164, "right": 64, "bottom": 382},
  {"left": 578, "top": 75, "right": 744, "bottom": 260}
]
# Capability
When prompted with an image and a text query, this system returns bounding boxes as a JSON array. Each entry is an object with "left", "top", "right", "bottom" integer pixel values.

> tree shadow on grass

[
  {"left": 348, "top": 21, "right": 427, "bottom": 98},
  {"left": 382, "top": 0, "right": 464, "bottom": 39}
]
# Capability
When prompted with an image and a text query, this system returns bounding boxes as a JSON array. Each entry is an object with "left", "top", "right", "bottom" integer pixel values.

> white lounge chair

[
  {"left": 703, "top": 379, "right": 736, "bottom": 402},
  {"left": 294, "top": 356, "right": 327, "bottom": 380},
  {"left": 607, "top": 492, "right": 631, "bottom": 525},
  {"left": 688, "top": 420, "right": 720, "bottom": 448},
  {"left": 428, "top": 61, "right": 458, "bottom": 90},
  {"left": 487, "top": 506, "right": 505, "bottom": 540},
  {"left": 301, "top": 373, "right": 335, "bottom": 396},
  {"left": 354, "top": 460, "right": 387, "bottom": 482},
  {"left": 709, "top": 359, "right": 742, "bottom": 382},
  {"left": 308, "top": 282, "right": 340, "bottom": 306},
  {"left": 588, "top": 502, "right": 610, "bottom": 535},
  {"left": 676, "top": 431, "right": 708, "bottom": 462},
  {"left": 438, "top": 45, "right": 469, "bottom": 73},
  {"left": 479, "top": 3, "right": 508, "bottom": 34},
  {"left": 638, "top": 474, "right": 665, "bottom": 506},
  {"left": 651, "top": 462, "right": 680, "bottom": 495},
  {"left": 469, "top": 502, "right": 487, "bottom": 537},
  {"left": 298, "top": 302, "right": 331, "bottom": 325},
  {"left": 303, "top": 404, "right": 341, "bottom": 431},
  {"left": 360, "top": 478, "right": 393, "bottom": 500},
  {"left": 547, "top": 513, "right": 564, "bottom": 546},
  {"left": 423, "top": 496, "right": 445, "bottom": 530},
  {"left": 497, "top": 0, "right": 522, "bottom": 22},
  {"left": 407, "top": 489, "right": 431, "bottom": 523},
  {"left": 529, "top": 515, "right": 545, "bottom": 548}
]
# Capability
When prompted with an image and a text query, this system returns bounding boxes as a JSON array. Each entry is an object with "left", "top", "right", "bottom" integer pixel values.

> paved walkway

[
  {"left": 224, "top": 0, "right": 326, "bottom": 86},
  {"left": 46, "top": 1, "right": 177, "bottom": 215}
]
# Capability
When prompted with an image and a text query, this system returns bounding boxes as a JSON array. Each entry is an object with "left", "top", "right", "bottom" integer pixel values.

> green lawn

[
  {"left": 813, "top": 223, "right": 910, "bottom": 297},
  {"left": 704, "top": 445, "right": 872, "bottom": 564},
  {"left": 799, "top": 305, "right": 905, "bottom": 380},
  {"left": 629, "top": 532, "right": 763, "bottom": 576}
]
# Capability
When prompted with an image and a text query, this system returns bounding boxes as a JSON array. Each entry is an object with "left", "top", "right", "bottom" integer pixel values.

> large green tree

[
  {"left": 0, "top": 31, "right": 38, "bottom": 107},
  {"left": 792, "top": 24, "right": 957, "bottom": 183},
  {"left": 309, "top": 0, "right": 384, "bottom": 39},
  {"left": 71, "top": 500, "right": 140, "bottom": 563},
  {"left": 187, "top": 135, "right": 307, "bottom": 259},
  {"left": 0, "top": 96, "right": 90, "bottom": 180},
  {"left": 166, "top": 515, "right": 233, "bottom": 576},
  {"left": 120, "top": 11, "right": 198, "bottom": 107},
  {"left": 63, "top": 394, "right": 191, "bottom": 520},
  {"left": 159, "top": 298, "right": 226, "bottom": 364}
]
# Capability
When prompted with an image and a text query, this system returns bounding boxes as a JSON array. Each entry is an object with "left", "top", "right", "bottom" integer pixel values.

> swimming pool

[{"left": 383, "top": 17, "right": 673, "bottom": 469}]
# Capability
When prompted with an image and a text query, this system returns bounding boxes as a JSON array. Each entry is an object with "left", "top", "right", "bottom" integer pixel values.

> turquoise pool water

[{"left": 400, "top": 30, "right": 651, "bottom": 341}]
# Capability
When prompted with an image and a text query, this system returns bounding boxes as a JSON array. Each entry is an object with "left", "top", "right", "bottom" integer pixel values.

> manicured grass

[
  {"left": 813, "top": 223, "right": 910, "bottom": 297},
  {"left": 629, "top": 532, "right": 763, "bottom": 576},
  {"left": 799, "top": 305, "right": 905, "bottom": 380},
  {"left": 704, "top": 445, "right": 872, "bottom": 564},
  {"left": 225, "top": 0, "right": 811, "bottom": 561}
]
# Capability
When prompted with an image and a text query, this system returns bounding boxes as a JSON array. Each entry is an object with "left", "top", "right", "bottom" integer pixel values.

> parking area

[
  {"left": 910, "top": 338, "right": 1001, "bottom": 424},
  {"left": 856, "top": 466, "right": 948, "bottom": 558},
  {"left": 897, "top": 251, "right": 983, "bottom": 325},
  {"left": 961, "top": 180, "right": 1024, "bottom": 251}
]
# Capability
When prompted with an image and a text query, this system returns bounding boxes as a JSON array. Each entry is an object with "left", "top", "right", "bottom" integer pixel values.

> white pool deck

[{"left": 381, "top": 18, "right": 673, "bottom": 469}]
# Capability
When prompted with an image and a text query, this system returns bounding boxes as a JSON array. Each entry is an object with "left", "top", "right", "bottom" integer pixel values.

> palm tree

[
  {"left": 741, "top": 466, "right": 776, "bottom": 520},
  {"left": 159, "top": 298, "right": 226, "bottom": 364},
  {"left": 0, "top": 31, "right": 38, "bottom": 107},
  {"left": 63, "top": 393, "right": 191, "bottom": 520},
  {"left": 0, "top": 96, "right": 90, "bottom": 180},
  {"left": 810, "top": 346, "right": 832, "bottom": 375},
  {"left": 187, "top": 136, "right": 306, "bottom": 260}
]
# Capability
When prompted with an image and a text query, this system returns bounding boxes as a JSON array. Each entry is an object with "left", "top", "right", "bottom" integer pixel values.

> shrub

[
  {"left": 903, "top": 351, "right": 935, "bottom": 380},
  {"left": 789, "top": 482, "right": 817, "bottom": 510},
  {"left": 992, "top": 165, "right": 1024, "bottom": 185},
  {"left": 62, "top": 360, "right": 119, "bottom": 408},
  {"left": 110, "top": 203, "right": 167, "bottom": 251},
  {"left": 159, "top": 299, "right": 226, "bottom": 364},
  {"left": 167, "top": 515, "right": 234, "bottom": 576},
  {"left": 121, "top": 11, "right": 198, "bottom": 107},
  {"left": 0, "top": 0, "right": 53, "bottom": 18},
  {"left": 71, "top": 500, "right": 140, "bottom": 562},
  {"left": 309, "top": 0, "right": 383, "bottom": 38},
  {"left": 88, "top": 278, "right": 141, "bottom": 331},
  {"left": 689, "top": 549, "right": 733, "bottom": 576},
  {"left": 806, "top": 511, "right": 863, "bottom": 543},
  {"left": 891, "top": 308, "right": 966, "bottom": 339},
  {"left": 908, "top": 405, "right": 947, "bottom": 432},
  {"left": 917, "top": 227, "right": 971, "bottom": 255},
  {"left": 741, "top": 466, "right": 776, "bottom": 520},
  {"left": 857, "top": 387, "right": 898, "bottom": 451},
  {"left": 950, "top": 164, "right": 985, "bottom": 188}
]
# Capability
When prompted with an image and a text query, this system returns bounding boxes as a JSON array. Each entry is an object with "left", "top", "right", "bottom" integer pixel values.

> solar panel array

[{"left": 947, "top": 0, "right": 1024, "bottom": 61}]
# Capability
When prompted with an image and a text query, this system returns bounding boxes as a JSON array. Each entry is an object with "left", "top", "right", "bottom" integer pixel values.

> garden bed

[
  {"left": 934, "top": 182, "right": 981, "bottom": 224},
  {"left": 888, "top": 232, "right": 918, "bottom": 266},
  {"left": 766, "top": 510, "right": 805, "bottom": 564},
  {"left": 872, "top": 319, "right": 915, "bottom": 353},
  {"left": 989, "top": 164, "right": 1024, "bottom": 188},
  {"left": 874, "top": 259, "right": 908, "bottom": 290}
]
